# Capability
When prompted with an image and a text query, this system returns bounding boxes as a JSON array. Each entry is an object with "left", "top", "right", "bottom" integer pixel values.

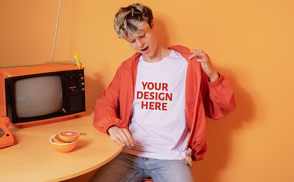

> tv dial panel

[
  {"left": 69, "top": 73, "right": 85, "bottom": 94},
  {"left": 67, "top": 70, "right": 85, "bottom": 113}
]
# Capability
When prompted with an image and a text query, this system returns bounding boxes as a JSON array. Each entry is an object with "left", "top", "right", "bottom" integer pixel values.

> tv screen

[{"left": 15, "top": 76, "right": 63, "bottom": 118}]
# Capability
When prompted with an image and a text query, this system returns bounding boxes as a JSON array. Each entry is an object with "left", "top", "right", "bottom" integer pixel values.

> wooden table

[{"left": 0, "top": 110, "right": 123, "bottom": 182}]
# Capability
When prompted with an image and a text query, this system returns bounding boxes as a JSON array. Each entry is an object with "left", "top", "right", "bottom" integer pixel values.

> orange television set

[{"left": 0, "top": 62, "right": 85, "bottom": 127}]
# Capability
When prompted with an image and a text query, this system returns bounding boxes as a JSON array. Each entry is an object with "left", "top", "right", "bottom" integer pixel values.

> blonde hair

[{"left": 114, "top": 3, "right": 153, "bottom": 39}]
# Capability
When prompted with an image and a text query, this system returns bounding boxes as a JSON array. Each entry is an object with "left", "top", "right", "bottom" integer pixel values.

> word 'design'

[{"left": 137, "top": 82, "right": 173, "bottom": 111}]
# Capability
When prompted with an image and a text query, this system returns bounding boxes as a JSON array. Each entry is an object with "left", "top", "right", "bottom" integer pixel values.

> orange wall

[{"left": 1, "top": 0, "right": 294, "bottom": 181}]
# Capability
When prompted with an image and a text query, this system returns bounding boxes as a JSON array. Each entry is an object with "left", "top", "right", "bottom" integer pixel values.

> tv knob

[
  {"left": 69, "top": 74, "right": 78, "bottom": 83},
  {"left": 80, "top": 77, "right": 84, "bottom": 80},
  {"left": 69, "top": 86, "right": 77, "bottom": 93}
]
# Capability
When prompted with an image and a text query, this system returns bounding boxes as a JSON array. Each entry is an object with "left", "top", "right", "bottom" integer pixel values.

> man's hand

[
  {"left": 108, "top": 126, "right": 134, "bottom": 148},
  {"left": 189, "top": 49, "right": 219, "bottom": 82}
]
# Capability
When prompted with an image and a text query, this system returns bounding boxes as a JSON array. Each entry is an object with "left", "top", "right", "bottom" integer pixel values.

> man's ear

[{"left": 151, "top": 20, "right": 156, "bottom": 30}]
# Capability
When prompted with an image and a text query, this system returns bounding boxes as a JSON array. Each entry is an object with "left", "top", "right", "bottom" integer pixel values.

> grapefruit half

[
  {"left": 59, "top": 131, "right": 80, "bottom": 142},
  {"left": 53, "top": 134, "right": 68, "bottom": 144}
]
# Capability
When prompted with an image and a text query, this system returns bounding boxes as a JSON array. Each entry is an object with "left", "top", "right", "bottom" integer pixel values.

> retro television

[{"left": 0, "top": 62, "right": 85, "bottom": 127}]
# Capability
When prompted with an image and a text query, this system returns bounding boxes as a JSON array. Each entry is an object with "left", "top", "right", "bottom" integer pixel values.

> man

[{"left": 90, "top": 3, "right": 235, "bottom": 182}]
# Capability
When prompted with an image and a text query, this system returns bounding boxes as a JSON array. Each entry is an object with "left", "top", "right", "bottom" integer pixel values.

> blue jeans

[{"left": 89, "top": 152, "right": 195, "bottom": 182}]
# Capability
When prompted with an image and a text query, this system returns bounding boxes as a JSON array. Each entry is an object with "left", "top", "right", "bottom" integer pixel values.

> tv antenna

[{"left": 51, "top": 0, "right": 62, "bottom": 62}]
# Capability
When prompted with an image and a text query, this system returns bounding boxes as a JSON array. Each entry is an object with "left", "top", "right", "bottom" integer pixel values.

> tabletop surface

[{"left": 0, "top": 110, "right": 123, "bottom": 182}]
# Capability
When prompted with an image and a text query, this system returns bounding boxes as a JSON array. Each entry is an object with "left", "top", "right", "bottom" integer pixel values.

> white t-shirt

[{"left": 123, "top": 50, "right": 190, "bottom": 160}]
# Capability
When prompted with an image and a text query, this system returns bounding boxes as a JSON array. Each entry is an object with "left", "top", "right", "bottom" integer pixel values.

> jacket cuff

[
  {"left": 208, "top": 73, "right": 224, "bottom": 88},
  {"left": 106, "top": 125, "right": 117, "bottom": 136}
]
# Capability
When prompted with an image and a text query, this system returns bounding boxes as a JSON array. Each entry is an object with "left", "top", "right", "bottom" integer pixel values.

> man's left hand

[{"left": 189, "top": 49, "right": 219, "bottom": 82}]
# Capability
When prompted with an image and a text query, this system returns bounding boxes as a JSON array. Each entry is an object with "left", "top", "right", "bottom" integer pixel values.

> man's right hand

[{"left": 108, "top": 126, "right": 135, "bottom": 148}]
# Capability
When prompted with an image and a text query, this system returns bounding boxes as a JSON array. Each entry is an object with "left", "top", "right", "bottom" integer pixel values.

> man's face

[{"left": 125, "top": 22, "right": 158, "bottom": 59}]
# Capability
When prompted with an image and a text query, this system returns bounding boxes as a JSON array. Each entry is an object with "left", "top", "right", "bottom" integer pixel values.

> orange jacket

[{"left": 93, "top": 45, "right": 236, "bottom": 161}]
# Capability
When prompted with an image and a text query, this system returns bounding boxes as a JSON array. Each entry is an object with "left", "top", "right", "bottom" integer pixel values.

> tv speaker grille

[{"left": 70, "top": 95, "right": 83, "bottom": 112}]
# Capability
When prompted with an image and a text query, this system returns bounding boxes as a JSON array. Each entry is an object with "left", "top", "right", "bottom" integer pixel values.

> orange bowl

[
  {"left": 58, "top": 131, "right": 80, "bottom": 142},
  {"left": 49, "top": 135, "right": 77, "bottom": 153}
]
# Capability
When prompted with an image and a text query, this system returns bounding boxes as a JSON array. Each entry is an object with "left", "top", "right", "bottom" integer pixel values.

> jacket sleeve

[
  {"left": 93, "top": 65, "right": 128, "bottom": 134},
  {"left": 201, "top": 70, "right": 236, "bottom": 120}
]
